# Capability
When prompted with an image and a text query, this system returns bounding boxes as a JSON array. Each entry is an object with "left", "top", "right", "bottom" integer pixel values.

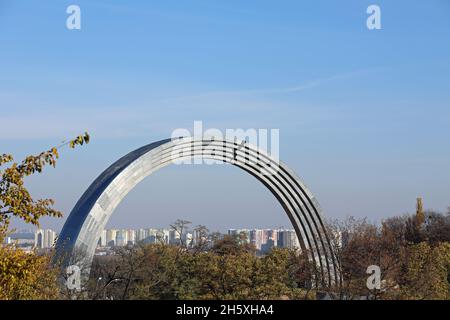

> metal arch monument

[{"left": 55, "top": 137, "right": 341, "bottom": 287}]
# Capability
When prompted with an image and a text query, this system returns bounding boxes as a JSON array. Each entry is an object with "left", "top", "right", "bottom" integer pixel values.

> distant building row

[
  {"left": 96, "top": 228, "right": 300, "bottom": 252},
  {"left": 2, "top": 229, "right": 57, "bottom": 251},
  {"left": 98, "top": 228, "right": 200, "bottom": 248},
  {"left": 228, "top": 229, "right": 300, "bottom": 252},
  {"left": 3, "top": 227, "right": 301, "bottom": 253}
]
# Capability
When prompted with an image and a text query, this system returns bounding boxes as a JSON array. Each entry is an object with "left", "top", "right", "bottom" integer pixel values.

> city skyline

[
  {"left": 5, "top": 225, "right": 302, "bottom": 253},
  {"left": 7, "top": 224, "right": 301, "bottom": 237}
]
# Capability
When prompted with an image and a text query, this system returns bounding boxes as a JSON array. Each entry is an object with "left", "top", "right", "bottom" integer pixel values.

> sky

[{"left": 1, "top": 0, "right": 449, "bottom": 232}]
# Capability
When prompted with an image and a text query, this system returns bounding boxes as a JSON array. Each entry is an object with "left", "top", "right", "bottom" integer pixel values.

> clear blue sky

[{"left": 1, "top": 0, "right": 449, "bottom": 232}]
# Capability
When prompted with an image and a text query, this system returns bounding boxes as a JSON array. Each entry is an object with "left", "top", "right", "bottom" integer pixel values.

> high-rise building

[
  {"left": 193, "top": 229, "right": 209, "bottom": 246},
  {"left": 98, "top": 230, "right": 107, "bottom": 247},
  {"left": 136, "top": 228, "right": 147, "bottom": 242},
  {"left": 106, "top": 229, "right": 117, "bottom": 247},
  {"left": 127, "top": 229, "right": 135, "bottom": 245},
  {"left": 183, "top": 232, "right": 193, "bottom": 247},
  {"left": 35, "top": 229, "right": 56, "bottom": 249},
  {"left": 46, "top": 229, "right": 56, "bottom": 248},
  {"left": 228, "top": 229, "right": 250, "bottom": 244},
  {"left": 115, "top": 229, "right": 128, "bottom": 246},
  {"left": 35, "top": 229, "right": 43, "bottom": 248},
  {"left": 266, "top": 229, "right": 278, "bottom": 247},
  {"left": 143, "top": 228, "right": 158, "bottom": 244},
  {"left": 160, "top": 229, "right": 170, "bottom": 244},
  {"left": 250, "top": 229, "right": 264, "bottom": 250},
  {"left": 277, "top": 230, "right": 300, "bottom": 250},
  {"left": 169, "top": 229, "right": 181, "bottom": 245},
  {"left": 261, "top": 238, "right": 275, "bottom": 253}
]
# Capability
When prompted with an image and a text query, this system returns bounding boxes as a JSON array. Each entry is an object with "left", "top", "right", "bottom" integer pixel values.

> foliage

[
  {"left": 0, "top": 133, "right": 90, "bottom": 300},
  {"left": 0, "top": 132, "right": 90, "bottom": 228},
  {"left": 400, "top": 242, "right": 450, "bottom": 300},
  {"left": 323, "top": 213, "right": 450, "bottom": 300},
  {"left": 88, "top": 240, "right": 313, "bottom": 300},
  {"left": 87, "top": 212, "right": 450, "bottom": 301},
  {"left": 0, "top": 239, "right": 60, "bottom": 300}
]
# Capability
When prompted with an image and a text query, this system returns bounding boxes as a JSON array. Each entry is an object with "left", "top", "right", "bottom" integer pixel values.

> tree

[
  {"left": 0, "top": 133, "right": 90, "bottom": 228},
  {"left": 170, "top": 219, "right": 191, "bottom": 247},
  {"left": 211, "top": 234, "right": 255, "bottom": 256},
  {"left": 87, "top": 212, "right": 450, "bottom": 300},
  {"left": 0, "top": 244, "right": 60, "bottom": 299},
  {"left": 423, "top": 211, "right": 450, "bottom": 245},
  {"left": 88, "top": 224, "right": 317, "bottom": 300},
  {"left": 192, "top": 225, "right": 209, "bottom": 252},
  {"left": 400, "top": 242, "right": 450, "bottom": 300},
  {"left": 323, "top": 209, "right": 450, "bottom": 300},
  {"left": 0, "top": 133, "right": 90, "bottom": 300},
  {"left": 324, "top": 217, "right": 404, "bottom": 299}
]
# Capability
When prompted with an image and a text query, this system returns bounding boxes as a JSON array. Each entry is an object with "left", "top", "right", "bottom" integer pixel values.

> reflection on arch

[{"left": 55, "top": 137, "right": 340, "bottom": 287}]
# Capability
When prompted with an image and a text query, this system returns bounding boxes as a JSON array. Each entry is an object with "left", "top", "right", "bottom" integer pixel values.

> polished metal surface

[{"left": 55, "top": 137, "right": 340, "bottom": 287}]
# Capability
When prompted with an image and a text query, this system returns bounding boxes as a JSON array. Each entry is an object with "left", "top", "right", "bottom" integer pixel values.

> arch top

[{"left": 56, "top": 137, "right": 340, "bottom": 287}]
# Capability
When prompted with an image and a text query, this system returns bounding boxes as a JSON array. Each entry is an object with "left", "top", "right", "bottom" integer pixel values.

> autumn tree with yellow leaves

[{"left": 0, "top": 133, "right": 90, "bottom": 300}]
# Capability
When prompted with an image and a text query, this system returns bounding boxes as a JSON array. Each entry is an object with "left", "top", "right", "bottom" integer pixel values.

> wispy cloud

[
  {"left": 0, "top": 68, "right": 384, "bottom": 140},
  {"left": 160, "top": 69, "right": 377, "bottom": 103}
]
